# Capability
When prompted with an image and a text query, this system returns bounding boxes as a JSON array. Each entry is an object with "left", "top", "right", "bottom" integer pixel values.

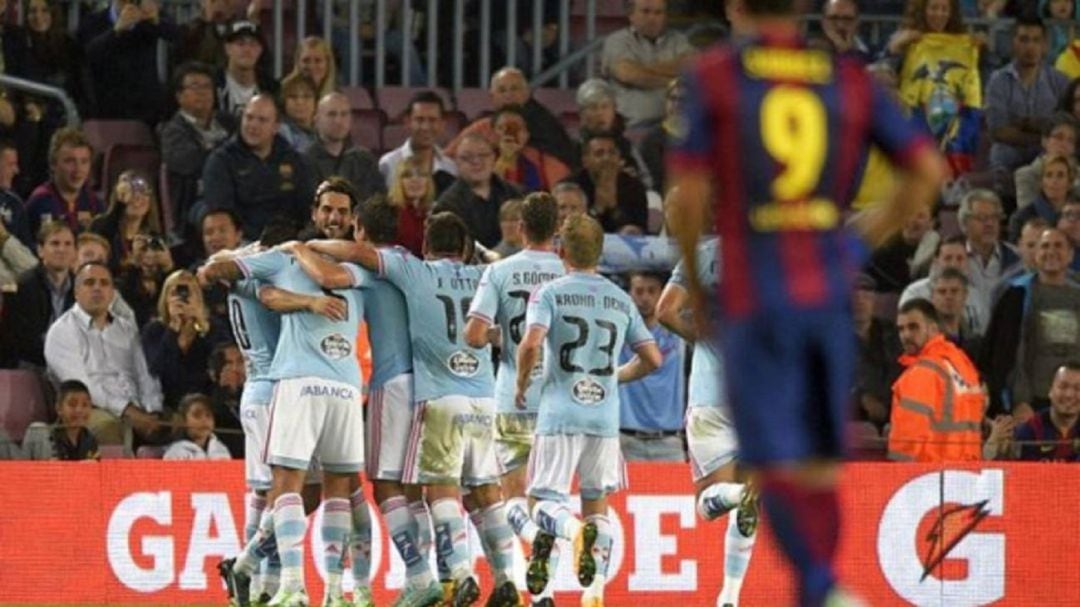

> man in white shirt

[
  {"left": 45, "top": 262, "right": 164, "bottom": 445},
  {"left": 899, "top": 235, "right": 990, "bottom": 336},
  {"left": 378, "top": 90, "right": 457, "bottom": 195},
  {"left": 958, "top": 189, "right": 1020, "bottom": 314}
]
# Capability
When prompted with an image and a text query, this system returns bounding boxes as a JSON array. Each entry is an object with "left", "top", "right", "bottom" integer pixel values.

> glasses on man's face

[
  {"left": 969, "top": 213, "right": 1002, "bottom": 223},
  {"left": 825, "top": 15, "right": 857, "bottom": 23},
  {"left": 458, "top": 152, "right": 494, "bottom": 164}
]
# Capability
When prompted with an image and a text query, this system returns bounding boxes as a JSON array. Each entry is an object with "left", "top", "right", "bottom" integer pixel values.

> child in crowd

[
  {"left": 23, "top": 380, "right": 99, "bottom": 461},
  {"left": 163, "top": 394, "right": 232, "bottom": 460}
]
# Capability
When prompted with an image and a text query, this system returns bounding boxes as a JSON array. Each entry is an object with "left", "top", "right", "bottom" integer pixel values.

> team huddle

[{"left": 196, "top": 187, "right": 759, "bottom": 607}]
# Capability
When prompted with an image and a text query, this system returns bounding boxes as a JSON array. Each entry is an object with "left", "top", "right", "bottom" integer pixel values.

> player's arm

[
  {"left": 656, "top": 282, "right": 696, "bottom": 341},
  {"left": 305, "top": 238, "right": 380, "bottom": 270},
  {"left": 258, "top": 285, "right": 347, "bottom": 321},
  {"left": 280, "top": 241, "right": 355, "bottom": 289},
  {"left": 197, "top": 258, "right": 243, "bottom": 288},
  {"left": 514, "top": 325, "right": 547, "bottom": 409},
  {"left": 667, "top": 176, "right": 711, "bottom": 313},
  {"left": 618, "top": 340, "right": 662, "bottom": 383},
  {"left": 464, "top": 317, "right": 501, "bottom": 349}
]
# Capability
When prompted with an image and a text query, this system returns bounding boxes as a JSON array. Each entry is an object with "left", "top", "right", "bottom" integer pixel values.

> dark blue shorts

[{"left": 720, "top": 307, "right": 854, "bottom": 466}]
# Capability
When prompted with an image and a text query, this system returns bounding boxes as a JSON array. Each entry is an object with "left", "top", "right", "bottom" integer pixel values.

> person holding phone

[{"left": 141, "top": 269, "right": 231, "bottom": 409}]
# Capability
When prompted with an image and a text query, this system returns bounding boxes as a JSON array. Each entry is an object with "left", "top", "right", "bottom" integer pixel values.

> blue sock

[
  {"left": 245, "top": 493, "right": 268, "bottom": 543},
  {"left": 381, "top": 496, "right": 435, "bottom": 587},
  {"left": 506, "top": 496, "right": 539, "bottom": 544},
  {"left": 272, "top": 493, "right": 308, "bottom": 593},
  {"left": 349, "top": 489, "right": 373, "bottom": 588},
  {"left": 431, "top": 498, "right": 472, "bottom": 581},
  {"left": 531, "top": 500, "right": 582, "bottom": 541},
  {"left": 481, "top": 501, "right": 517, "bottom": 584},
  {"left": 322, "top": 497, "right": 351, "bottom": 598}
]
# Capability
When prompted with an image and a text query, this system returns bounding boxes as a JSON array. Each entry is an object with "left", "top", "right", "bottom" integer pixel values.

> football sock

[
  {"left": 480, "top": 501, "right": 517, "bottom": 585},
  {"left": 236, "top": 507, "right": 277, "bottom": 575},
  {"left": 697, "top": 482, "right": 744, "bottom": 521},
  {"left": 381, "top": 496, "right": 436, "bottom": 588},
  {"left": 349, "top": 489, "right": 373, "bottom": 589},
  {"left": 321, "top": 498, "right": 351, "bottom": 599},
  {"left": 245, "top": 493, "right": 268, "bottom": 543},
  {"left": 760, "top": 473, "right": 838, "bottom": 607},
  {"left": 718, "top": 509, "right": 757, "bottom": 605},
  {"left": 532, "top": 500, "right": 582, "bottom": 542},
  {"left": 430, "top": 498, "right": 473, "bottom": 582},
  {"left": 272, "top": 493, "right": 308, "bottom": 593},
  {"left": 506, "top": 496, "right": 540, "bottom": 545}
]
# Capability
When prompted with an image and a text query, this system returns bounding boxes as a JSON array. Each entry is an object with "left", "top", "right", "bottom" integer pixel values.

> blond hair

[
  {"left": 289, "top": 36, "right": 338, "bottom": 99},
  {"left": 387, "top": 155, "right": 435, "bottom": 209},
  {"left": 157, "top": 270, "right": 210, "bottom": 334},
  {"left": 560, "top": 213, "right": 604, "bottom": 268}
]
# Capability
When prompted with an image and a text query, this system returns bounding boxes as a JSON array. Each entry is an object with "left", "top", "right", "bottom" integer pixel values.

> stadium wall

[{"left": 0, "top": 461, "right": 1076, "bottom": 606}]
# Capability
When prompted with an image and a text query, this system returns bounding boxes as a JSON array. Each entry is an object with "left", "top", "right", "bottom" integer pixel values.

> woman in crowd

[
  {"left": 886, "top": 0, "right": 967, "bottom": 58},
  {"left": 491, "top": 105, "right": 569, "bottom": 193},
  {"left": 21, "top": 0, "right": 85, "bottom": 112},
  {"left": 163, "top": 393, "right": 232, "bottom": 460},
  {"left": 141, "top": 270, "right": 231, "bottom": 409},
  {"left": 387, "top": 155, "right": 436, "bottom": 257},
  {"left": 89, "top": 171, "right": 164, "bottom": 269},
  {"left": 289, "top": 36, "right": 339, "bottom": 101},
  {"left": 1010, "top": 153, "right": 1077, "bottom": 241},
  {"left": 278, "top": 74, "right": 319, "bottom": 152}
]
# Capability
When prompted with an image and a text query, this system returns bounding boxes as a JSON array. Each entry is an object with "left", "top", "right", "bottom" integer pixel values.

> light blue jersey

[
  {"left": 228, "top": 278, "right": 282, "bottom": 406},
  {"left": 358, "top": 246, "right": 412, "bottom": 391},
  {"left": 237, "top": 250, "right": 366, "bottom": 387},
  {"left": 467, "top": 249, "right": 565, "bottom": 412},
  {"left": 670, "top": 238, "right": 728, "bottom": 409},
  {"left": 527, "top": 272, "right": 654, "bottom": 437},
  {"left": 618, "top": 324, "right": 685, "bottom": 430},
  {"left": 377, "top": 248, "right": 494, "bottom": 401}
]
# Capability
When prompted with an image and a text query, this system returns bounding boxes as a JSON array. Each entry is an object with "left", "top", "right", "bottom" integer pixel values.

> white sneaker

[{"left": 268, "top": 588, "right": 310, "bottom": 607}]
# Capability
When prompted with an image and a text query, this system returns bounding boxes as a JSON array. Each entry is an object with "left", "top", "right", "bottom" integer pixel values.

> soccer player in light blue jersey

[
  {"left": 463, "top": 192, "right": 565, "bottom": 607},
  {"left": 515, "top": 214, "right": 662, "bottom": 607},
  {"left": 657, "top": 237, "right": 759, "bottom": 607},
  {"left": 199, "top": 182, "right": 372, "bottom": 607},
  {"left": 306, "top": 208, "right": 517, "bottom": 607}
]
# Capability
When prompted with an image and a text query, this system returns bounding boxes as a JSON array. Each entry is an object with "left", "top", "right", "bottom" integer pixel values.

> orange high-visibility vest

[{"left": 888, "top": 335, "right": 985, "bottom": 462}]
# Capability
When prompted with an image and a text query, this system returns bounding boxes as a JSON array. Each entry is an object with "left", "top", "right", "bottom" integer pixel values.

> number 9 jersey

[
  {"left": 668, "top": 37, "right": 934, "bottom": 319},
  {"left": 526, "top": 272, "right": 655, "bottom": 437}
]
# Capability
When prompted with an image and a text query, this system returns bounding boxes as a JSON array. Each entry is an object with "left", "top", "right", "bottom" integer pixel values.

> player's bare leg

[{"left": 694, "top": 463, "right": 758, "bottom": 607}]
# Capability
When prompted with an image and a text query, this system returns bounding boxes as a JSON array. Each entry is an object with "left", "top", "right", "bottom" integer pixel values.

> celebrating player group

[{"left": 198, "top": 1, "right": 947, "bottom": 606}]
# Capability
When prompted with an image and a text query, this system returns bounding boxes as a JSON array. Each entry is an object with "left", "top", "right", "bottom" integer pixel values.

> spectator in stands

[
  {"left": 215, "top": 20, "right": 277, "bottom": 121},
  {"left": 321, "top": 0, "right": 427, "bottom": 87},
  {"left": 958, "top": 189, "right": 1019, "bottom": 311},
  {"left": 202, "top": 94, "right": 314, "bottom": 238},
  {"left": 1057, "top": 197, "right": 1080, "bottom": 271},
  {"left": 141, "top": 269, "right": 230, "bottom": 409},
  {"left": 0, "top": 0, "right": 28, "bottom": 76},
  {"left": 379, "top": 90, "right": 458, "bottom": 196},
  {"left": 981, "top": 228, "right": 1080, "bottom": 419},
  {"left": 492, "top": 0, "right": 561, "bottom": 78},
  {"left": 21, "top": 379, "right": 99, "bottom": 461},
  {"left": 931, "top": 267, "right": 982, "bottom": 360},
  {"left": 278, "top": 74, "right": 318, "bottom": 153},
  {"left": 888, "top": 298, "right": 984, "bottom": 462},
  {"left": 386, "top": 155, "right": 435, "bottom": 257},
  {"left": 89, "top": 171, "right": 164, "bottom": 270},
  {"left": 160, "top": 62, "right": 231, "bottom": 240},
  {"left": 553, "top": 180, "right": 588, "bottom": 226},
  {"left": 576, "top": 78, "right": 652, "bottom": 185},
  {"left": 1014, "top": 114, "right": 1078, "bottom": 211},
  {"left": 299, "top": 176, "right": 354, "bottom": 241},
  {"left": 163, "top": 393, "right": 232, "bottom": 460},
  {"left": 24, "top": 127, "right": 101, "bottom": 237},
  {"left": 811, "top": 0, "right": 874, "bottom": 61},
  {"left": 1008, "top": 154, "right": 1076, "bottom": 241},
  {"left": 304, "top": 92, "right": 384, "bottom": 203},
  {"left": 75, "top": 232, "right": 136, "bottom": 322},
  {"left": 491, "top": 105, "right": 570, "bottom": 193},
  {"left": 601, "top": 0, "right": 693, "bottom": 128},
  {"left": 21, "top": 0, "right": 85, "bottom": 115},
  {"left": 434, "top": 134, "right": 522, "bottom": 249},
  {"left": 1056, "top": 75, "right": 1080, "bottom": 124},
  {"left": 447, "top": 67, "right": 577, "bottom": 168},
  {"left": 0, "top": 221, "right": 74, "bottom": 368},
  {"left": 0, "top": 141, "right": 31, "bottom": 248},
  {"left": 1041, "top": 0, "right": 1077, "bottom": 61},
  {"left": 618, "top": 271, "right": 686, "bottom": 461},
  {"left": 173, "top": 0, "right": 246, "bottom": 69},
  {"left": 994, "top": 217, "right": 1050, "bottom": 303},
  {"left": 288, "top": 36, "right": 339, "bottom": 101},
  {"left": 901, "top": 235, "right": 989, "bottom": 335},
  {"left": 852, "top": 273, "right": 902, "bottom": 430},
  {"left": 45, "top": 261, "right": 164, "bottom": 444},
  {"left": 78, "top": 0, "right": 177, "bottom": 124},
  {"left": 0, "top": 203, "right": 36, "bottom": 291},
  {"left": 570, "top": 131, "right": 649, "bottom": 234},
  {"left": 886, "top": 0, "right": 967, "bottom": 59},
  {"left": 987, "top": 361, "right": 1080, "bottom": 461},
  {"left": 117, "top": 232, "right": 174, "bottom": 327},
  {"left": 866, "top": 204, "right": 939, "bottom": 294},
  {"left": 986, "top": 17, "right": 1070, "bottom": 173},
  {"left": 207, "top": 342, "right": 244, "bottom": 457},
  {"left": 492, "top": 198, "right": 523, "bottom": 258},
  {"left": 636, "top": 78, "right": 682, "bottom": 195},
  {"left": 199, "top": 208, "right": 244, "bottom": 260}
]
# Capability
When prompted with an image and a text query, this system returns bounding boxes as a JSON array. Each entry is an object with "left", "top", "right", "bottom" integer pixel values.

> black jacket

[
  {"left": 433, "top": 176, "right": 523, "bottom": 249},
  {"left": 0, "top": 266, "right": 74, "bottom": 368}
]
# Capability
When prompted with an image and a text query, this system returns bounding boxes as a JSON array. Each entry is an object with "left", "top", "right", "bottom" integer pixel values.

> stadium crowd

[{"left": 0, "top": 2, "right": 1076, "bottom": 467}]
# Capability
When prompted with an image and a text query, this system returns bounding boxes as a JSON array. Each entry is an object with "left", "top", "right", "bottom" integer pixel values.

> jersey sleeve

[
  {"left": 467, "top": 265, "right": 500, "bottom": 324},
  {"left": 667, "top": 60, "right": 716, "bottom": 173},
  {"left": 342, "top": 262, "right": 375, "bottom": 289},
  {"left": 525, "top": 285, "right": 554, "bottom": 333},
  {"left": 669, "top": 259, "right": 689, "bottom": 290},
  {"left": 376, "top": 247, "right": 416, "bottom": 287},
  {"left": 236, "top": 250, "right": 286, "bottom": 281},
  {"left": 233, "top": 277, "right": 261, "bottom": 301},
  {"left": 868, "top": 78, "right": 935, "bottom": 170},
  {"left": 626, "top": 303, "right": 656, "bottom": 349}
]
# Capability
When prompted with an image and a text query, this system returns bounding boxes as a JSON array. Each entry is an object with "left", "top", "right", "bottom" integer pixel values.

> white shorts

[
  {"left": 402, "top": 395, "right": 499, "bottom": 487},
  {"left": 366, "top": 373, "right": 415, "bottom": 481},
  {"left": 686, "top": 406, "right": 739, "bottom": 482},
  {"left": 526, "top": 434, "right": 627, "bottom": 502},
  {"left": 241, "top": 398, "right": 321, "bottom": 490},
  {"left": 494, "top": 411, "right": 537, "bottom": 474},
  {"left": 266, "top": 377, "right": 364, "bottom": 474}
]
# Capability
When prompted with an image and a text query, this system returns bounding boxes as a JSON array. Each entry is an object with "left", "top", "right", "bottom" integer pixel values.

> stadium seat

[
  {"left": 454, "top": 87, "right": 493, "bottom": 120},
  {"left": 376, "top": 86, "right": 453, "bottom": 123},
  {"left": 98, "top": 445, "right": 126, "bottom": 459},
  {"left": 532, "top": 87, "right": 578, "bottom": 117},
  {"left": 136, "top": 445, "right": 165, "bottom": 459},
  {"left": 0, "top": 370, "right": 50, "bottom": 443},
  {"left": 442, "top": 110, "right": 468, "bottom": 141},
  {"left": 382, "top": 123, "right": 410, "bottom": 152},
  {"left": 81, "top": 120, "right": 156, "bottom": 190},
  {"left": 560, "top": 111, "right": 581, "bottom": 139},
  {"left": 351, "top": 108, "right": 386, "bottom": 154},
  {"left": 342, "top": 86, "right": 376, "bottom": 111},
  {"left": 846, "top": 421, "right": 886, "bottom": 460}
]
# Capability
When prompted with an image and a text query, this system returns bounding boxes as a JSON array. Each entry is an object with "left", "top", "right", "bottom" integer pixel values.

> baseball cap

[{"left": 224, "top": 20, "right": 262, "bottom": 43}]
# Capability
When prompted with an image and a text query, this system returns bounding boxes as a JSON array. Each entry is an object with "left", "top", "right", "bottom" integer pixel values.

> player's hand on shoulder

[{"left": 309, "top": 295, "right": 348, "bottom": 322}]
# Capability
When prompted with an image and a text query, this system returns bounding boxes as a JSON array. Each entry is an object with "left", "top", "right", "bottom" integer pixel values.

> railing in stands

[{"left": 0, "top": 74, "right": 80, "bottom": 126}]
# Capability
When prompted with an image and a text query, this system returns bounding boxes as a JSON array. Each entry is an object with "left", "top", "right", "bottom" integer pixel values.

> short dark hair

[
  {"left": 356, "top": 193, "right": 399, "bottom": 245},
  {"left": 37, "top": 220, "right": 74, "bottom": 246},
  {"left": 628, "top": 271, "right": 666, "bottom": 286},
  {"left": 931, "top": 267, "right": 969, "bottom": 288},
  {"left": 899, "top": 297, "right": 940, "bottom": 324},
  {"left": 0, "top": 138, "right": 17, "bottom": 156},
  {"left": 744, "top": 0, "right": 795, "bottom": 16},
  {"left": 259, "top": 216, "right": 299, "bottom": 247},
  {"left": 935, "top": 234, "right": 967, "bottom": 258},
  {"left": 491, "top": 104, "right": 527, "bottom": 129},
  {"left": 424, "top": 211, "right": 470, "bottom": 257},
  {"left": 581, "top": 129, "right": 618, "bottom": 150},
  {"left": 314, "top": 176, "right": 360, "bottom": 210},
  {"left": 520, "top": 192, "right": 559, "bottom": 243},
  {"left": 408, "top": 90, "right": 445, "bottom": 117},
  {"left": 208, "top": 342, "right": 239, "bottom": 378},
  {"left": 57, "top": 380, "right": 90, "bottom": 405},
  {"left": 202, "top": 208, "right": 243, "bottom": 233},
  {"left": 172, "top": 61, "right": 215, "bottom": 96},
  {"left": 1042, "top": 113, "right": 1077, "bottom": 138},
  {"left": 75, "top": 260, "right": 112, "bottom": 281},
  {"left": 1014, "top": 15, "right": 1045, "bottom": 34}
]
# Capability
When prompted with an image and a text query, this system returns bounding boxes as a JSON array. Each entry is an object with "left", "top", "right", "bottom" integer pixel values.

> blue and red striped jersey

[{"left": 669, "top": 33, "right": 934, "bottom": 319}]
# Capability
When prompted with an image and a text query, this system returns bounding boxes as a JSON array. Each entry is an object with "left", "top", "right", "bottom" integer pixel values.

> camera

[
  {"left": 146, "top": 236, "right": 166, "bottom": 251},
  {"left": 175, "top": 284, "right": 191, "bottom": 302},
  {"left": 128, "top": 176, "right": 149, "bottom": 196}
]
